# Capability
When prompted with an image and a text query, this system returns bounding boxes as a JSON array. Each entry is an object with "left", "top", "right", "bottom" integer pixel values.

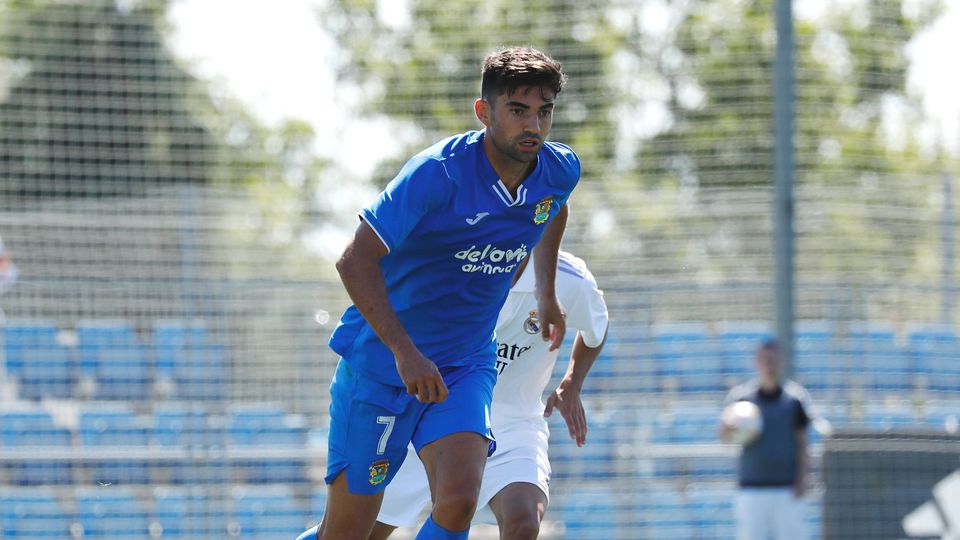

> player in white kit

[{"left": 370, "top": 250, "right": 609, "bottom": 540}]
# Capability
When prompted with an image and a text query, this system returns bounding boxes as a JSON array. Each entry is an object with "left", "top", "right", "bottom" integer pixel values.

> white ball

[{"left": 722, "top": 401, "right": 763, "bottom": 446}]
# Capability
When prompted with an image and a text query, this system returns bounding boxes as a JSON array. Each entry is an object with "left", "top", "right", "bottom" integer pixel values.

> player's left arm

[
  {"left": 543, "top": 258, "right": 609, "bottom": 447},
  {"left": 794, "top": 394, "right": 812, "bottom": 498},
  {"left": 532, "top": 203, "right": 568, "bottom": 351},
  {"left": 794, "top": 428, "right": 809, "bottom": 498},
  {"left": 544, "top": 329, "right": 607, "bottom": 447}
]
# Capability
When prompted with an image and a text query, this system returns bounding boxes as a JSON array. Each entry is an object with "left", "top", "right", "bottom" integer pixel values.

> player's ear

[{"left": 475, "top": 98, "right": 491, "bottom": 126}]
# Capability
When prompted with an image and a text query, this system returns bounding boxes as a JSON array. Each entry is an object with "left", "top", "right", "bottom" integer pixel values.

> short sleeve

[
  {"left": 550, "top": 143, "right": 581, "bottom": 209},
  {"left": 360, "top": 156, "right": 452, "bottom": 252},
  {"left": 565, "top": 267, "right": 608, "bottom": 348}
]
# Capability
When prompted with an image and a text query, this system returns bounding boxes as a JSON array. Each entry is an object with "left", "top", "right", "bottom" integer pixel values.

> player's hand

[
  {"left": 537, "top": 295, "right": 566, "bottom": 351},
  {"left": 395, "top": 351, "right": 448, "bottom": 403},
  {"left": 793, "top": 477, "right": 808, "bottom": 499},
  {"left": 543, "top": 379, "right": 587, "bottom": 447}
]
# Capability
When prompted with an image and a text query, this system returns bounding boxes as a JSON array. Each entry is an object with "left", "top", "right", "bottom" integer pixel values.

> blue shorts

[{"left": 325, "top": 358, "right": 497, "bottom": 495}]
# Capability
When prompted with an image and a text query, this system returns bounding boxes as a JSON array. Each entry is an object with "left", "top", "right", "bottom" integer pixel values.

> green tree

[
  {"left": 319, "top": 0, "right": 619, "bottom": 189},
  {"left": 0, "top": 0, "right": 216, "bottom": 198}
]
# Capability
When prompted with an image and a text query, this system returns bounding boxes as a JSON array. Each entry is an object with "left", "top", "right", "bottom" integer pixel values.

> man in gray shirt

[{"left": 721, "top": 338, "right": 812, "bottom": 540}]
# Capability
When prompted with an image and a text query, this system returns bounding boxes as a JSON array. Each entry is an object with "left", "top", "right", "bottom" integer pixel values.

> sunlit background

[{"left": 1, "top": 0, "right": 959, "bottom": 538}]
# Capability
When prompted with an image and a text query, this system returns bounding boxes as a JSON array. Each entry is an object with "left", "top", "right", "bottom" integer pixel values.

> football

[{"left": 721, "top": 401, "right": 763, "bottom": 446}]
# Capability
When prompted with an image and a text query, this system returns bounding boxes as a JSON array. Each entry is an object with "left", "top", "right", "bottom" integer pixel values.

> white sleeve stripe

[{"left": 360, "top": 212, "right": 391, "bottom": 254}]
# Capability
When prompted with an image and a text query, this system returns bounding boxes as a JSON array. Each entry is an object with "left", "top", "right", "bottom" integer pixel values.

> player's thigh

[
  {"left": 413, "top": 363, "right": 497, "bottom": 492},
  {"left": 317, "top": 471, "right": 385, "bottom": 540},
  {"left": 377, "top": 446, "right": 432, "bottom": 529},
  {"left": 326, "top": 359, "right": 421, "bottom": 495},
  {"left": 735, "top": 489, "right": 772, "bottom": 540},
  {"left": 418, "top": 431, "right": 489, "bottom": 496},
  {"left": 773, "top": 491, "right": 807, "bottom": 540},
  {"left": 367, "top": 522, "right": 398, "bottom": 540},
  {"left": 487, "top": 482, "right": 548, "bottom": 529}
]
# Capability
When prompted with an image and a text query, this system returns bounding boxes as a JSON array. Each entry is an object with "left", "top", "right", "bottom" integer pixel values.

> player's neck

[
  {"left": 759, "top": 376, "right": 780, "bottom": 393},
  {"left": 483, "top": 139, "right": 537, "bottom": 195}
]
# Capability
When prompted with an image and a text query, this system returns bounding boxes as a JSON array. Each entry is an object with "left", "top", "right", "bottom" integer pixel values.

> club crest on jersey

[
  {"left": 533, "top": 197, "right": 552, "bottom": 224},
  {"left": 369, "top": 460, "right": 389, "bottom": 485},
  {"left": 523, "top": 310, "right": 541, "bottom": 334}
]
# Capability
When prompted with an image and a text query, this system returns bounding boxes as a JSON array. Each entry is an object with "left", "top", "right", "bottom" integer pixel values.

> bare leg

[
  {"left": 368, "top": 522, "right": 398, "bottom": 540},
  {"left": 488, "top": 482, "right": 548, "bottom": 540},
  {"left": 419, "top": 431, "right": 489, "bottom": 531},
  {"left": 315, "top": 471, "right": 385, "bottom": 540}
]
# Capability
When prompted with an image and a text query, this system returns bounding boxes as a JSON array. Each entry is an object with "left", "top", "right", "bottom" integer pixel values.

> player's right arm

[
  {"left": 336, "top": 222, "right": 448, "bottom": 404},
  {"left": 340, "top": 156, "right": 455, "bottom": 403}
]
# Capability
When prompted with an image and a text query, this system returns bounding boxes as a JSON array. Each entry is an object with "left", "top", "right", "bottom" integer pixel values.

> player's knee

[
  {"left": 500, "top": 513, "right": 540, "bottom": 540},
  {"left": 432, "top": 490, "right": 480, "bottom": 526}
]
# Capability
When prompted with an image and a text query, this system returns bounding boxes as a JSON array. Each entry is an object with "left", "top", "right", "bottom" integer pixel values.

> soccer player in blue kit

[{"left": 297, "top": 47, "right": 581, "bottom": 540}]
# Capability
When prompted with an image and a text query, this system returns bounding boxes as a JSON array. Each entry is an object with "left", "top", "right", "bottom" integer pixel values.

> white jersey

[{"left": 491, "top": 250, "right": 608, "bottom": 427}]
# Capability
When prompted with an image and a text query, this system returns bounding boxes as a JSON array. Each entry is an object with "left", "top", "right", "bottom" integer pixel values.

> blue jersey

[{"left": 329, "top": 129, "right": 580, "bottom": 386}]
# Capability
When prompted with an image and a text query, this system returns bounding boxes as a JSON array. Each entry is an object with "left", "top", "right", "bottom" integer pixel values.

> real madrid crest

[
  {"left": 523, "top": 310, "right": 541, "bottom": 334},
  {"left": 369, "top": 459, "right": 389, "bottom": 485},
  {"left": 533, "top": 197, "right": 552, "bottom": 224}
]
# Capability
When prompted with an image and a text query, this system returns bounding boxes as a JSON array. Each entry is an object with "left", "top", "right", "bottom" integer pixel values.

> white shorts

[
  {"left": 736, "top": 487, "right": 807, "bottom": 540},
  {"left": 377, "top": 417, "right": 551, "bottom": 528}
]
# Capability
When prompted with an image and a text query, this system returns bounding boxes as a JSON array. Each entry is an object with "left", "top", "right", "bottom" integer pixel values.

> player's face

[
  {"left": 477, "top": 85, "right": 556, "bottom": 165},
  {"left": 756, "top": 347, "right": 780, "bottom": 379}
]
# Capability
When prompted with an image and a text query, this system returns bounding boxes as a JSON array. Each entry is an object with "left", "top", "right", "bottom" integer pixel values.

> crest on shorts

[
  {"left": 533, "top": 197, "right": 552, "bottom": 224},
  {"left": 523, "top": 310, "right": 541, "bottom": 335},
  {"left": 369, "top": 460, "right": 389, "bottom": 485}
]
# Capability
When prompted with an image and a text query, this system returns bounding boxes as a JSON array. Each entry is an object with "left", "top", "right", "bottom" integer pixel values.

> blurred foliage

[
  {"left": 319, "top": 0, "right": 618, "bottom": 189},
  {"left": 319, "top": 0, "right": 958, "bottom": 288},
  {"left": 0, "top": 0, "right": 213, "bottom": 197}
]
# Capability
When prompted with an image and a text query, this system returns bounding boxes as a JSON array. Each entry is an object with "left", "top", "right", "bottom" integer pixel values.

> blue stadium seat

[
  {"left": 154, "top": 320, "right": 226, "bottom": 401},
  {"left": 76, "top": 320, "right": 150, "bottom": 400},
  {"left": 3, "top": 320, "right": 74, "bottom": 400},
  {"left": 0, "top": 487, "right": 72, "bottom": 538},
  {"left": 231, "top": 485, "right": 308, "bottom": 540},
  {"left": 553, "top": 484, "right": 619, "bottom": 536},
  {"left": 153, "top": 404, "right": 221, "bottom": 484},
  {"left": 75, "top": 486, "right": 151, "bottom": 539},
  {"left": 907, "top": 322, "right": 960, "bottom": 393},
  {"left": 0, "top": 409, "right": 73, "bottom": 485},
  {"left": 717, "top": 320, "right": 773, "bottom": 384},
  {"left": 923, "top": 399, "right": 960, "bottom": 432},
  {"left": 654, "top": 322, "right": 724, "bottom": 393},
  {"left": 846, "top": 321, "right": 912, "bottom": 392},
  {"left": 154, "top": 486, "right": 219, "bottom": 538},
  {"left": 227, "top": 404, "right": 308, "bottom": 484},
  {"left": 687, "top": 485, "right": 736, "bottom": 540},
  {"left": 78, "top": 404, "right": 151, "bottom": 485},
  {"left": 793, "top": 320, "right": 838, "bottom": 392},
  {"left": 547, "top": 406, "right": 617, "bottom": 480},
  {"left": 862, "top": 403, "right": 917, "bottom": 430},
  {"left": 605, "top": 323, "right": 660, "bottom": 395},
  {"left": 649, "top": 406, "right": 735, "bottom": 479},
  {"left": 226, "top": 404, "right": 307, "bottom": 446},
  {"left": 635, "top": 488, "right": 694, "bottom": 540},
  {"left": 154, "top": 403, "right": 209, "bottom": 447},
  {"left": 665, "top": 406, "right": 719, "bottom": 444}
]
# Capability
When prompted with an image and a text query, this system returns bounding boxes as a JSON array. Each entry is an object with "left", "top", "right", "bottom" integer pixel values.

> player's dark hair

[
  {"left": 481, "top": 47, "right": 566, "bottom": 102},
  {"left": 760, "top": 338, "right": 779, "bottom": 351}
]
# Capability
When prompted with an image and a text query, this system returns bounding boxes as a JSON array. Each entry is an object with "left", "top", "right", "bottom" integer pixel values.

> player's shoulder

[
  {"left": 557, "top": 251, "right": 589, "bottom": 281},
  {"left": 726, "top": 379, "right": 760, "bottom": 403},
  {"left": 783, "top": 379, "right": 813, "bottom": 404},
  {"left": 418, "top": 130, "right": 483, "bottom": 161},
  {"left": 409, "top": 130, "right": 486, "bottom": 185},
  {"left": 400, "top": 131, "right": 482, "bottom": 182},
  {"left": 541, "top": 141, "right": 581, "bottom": 179}
]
